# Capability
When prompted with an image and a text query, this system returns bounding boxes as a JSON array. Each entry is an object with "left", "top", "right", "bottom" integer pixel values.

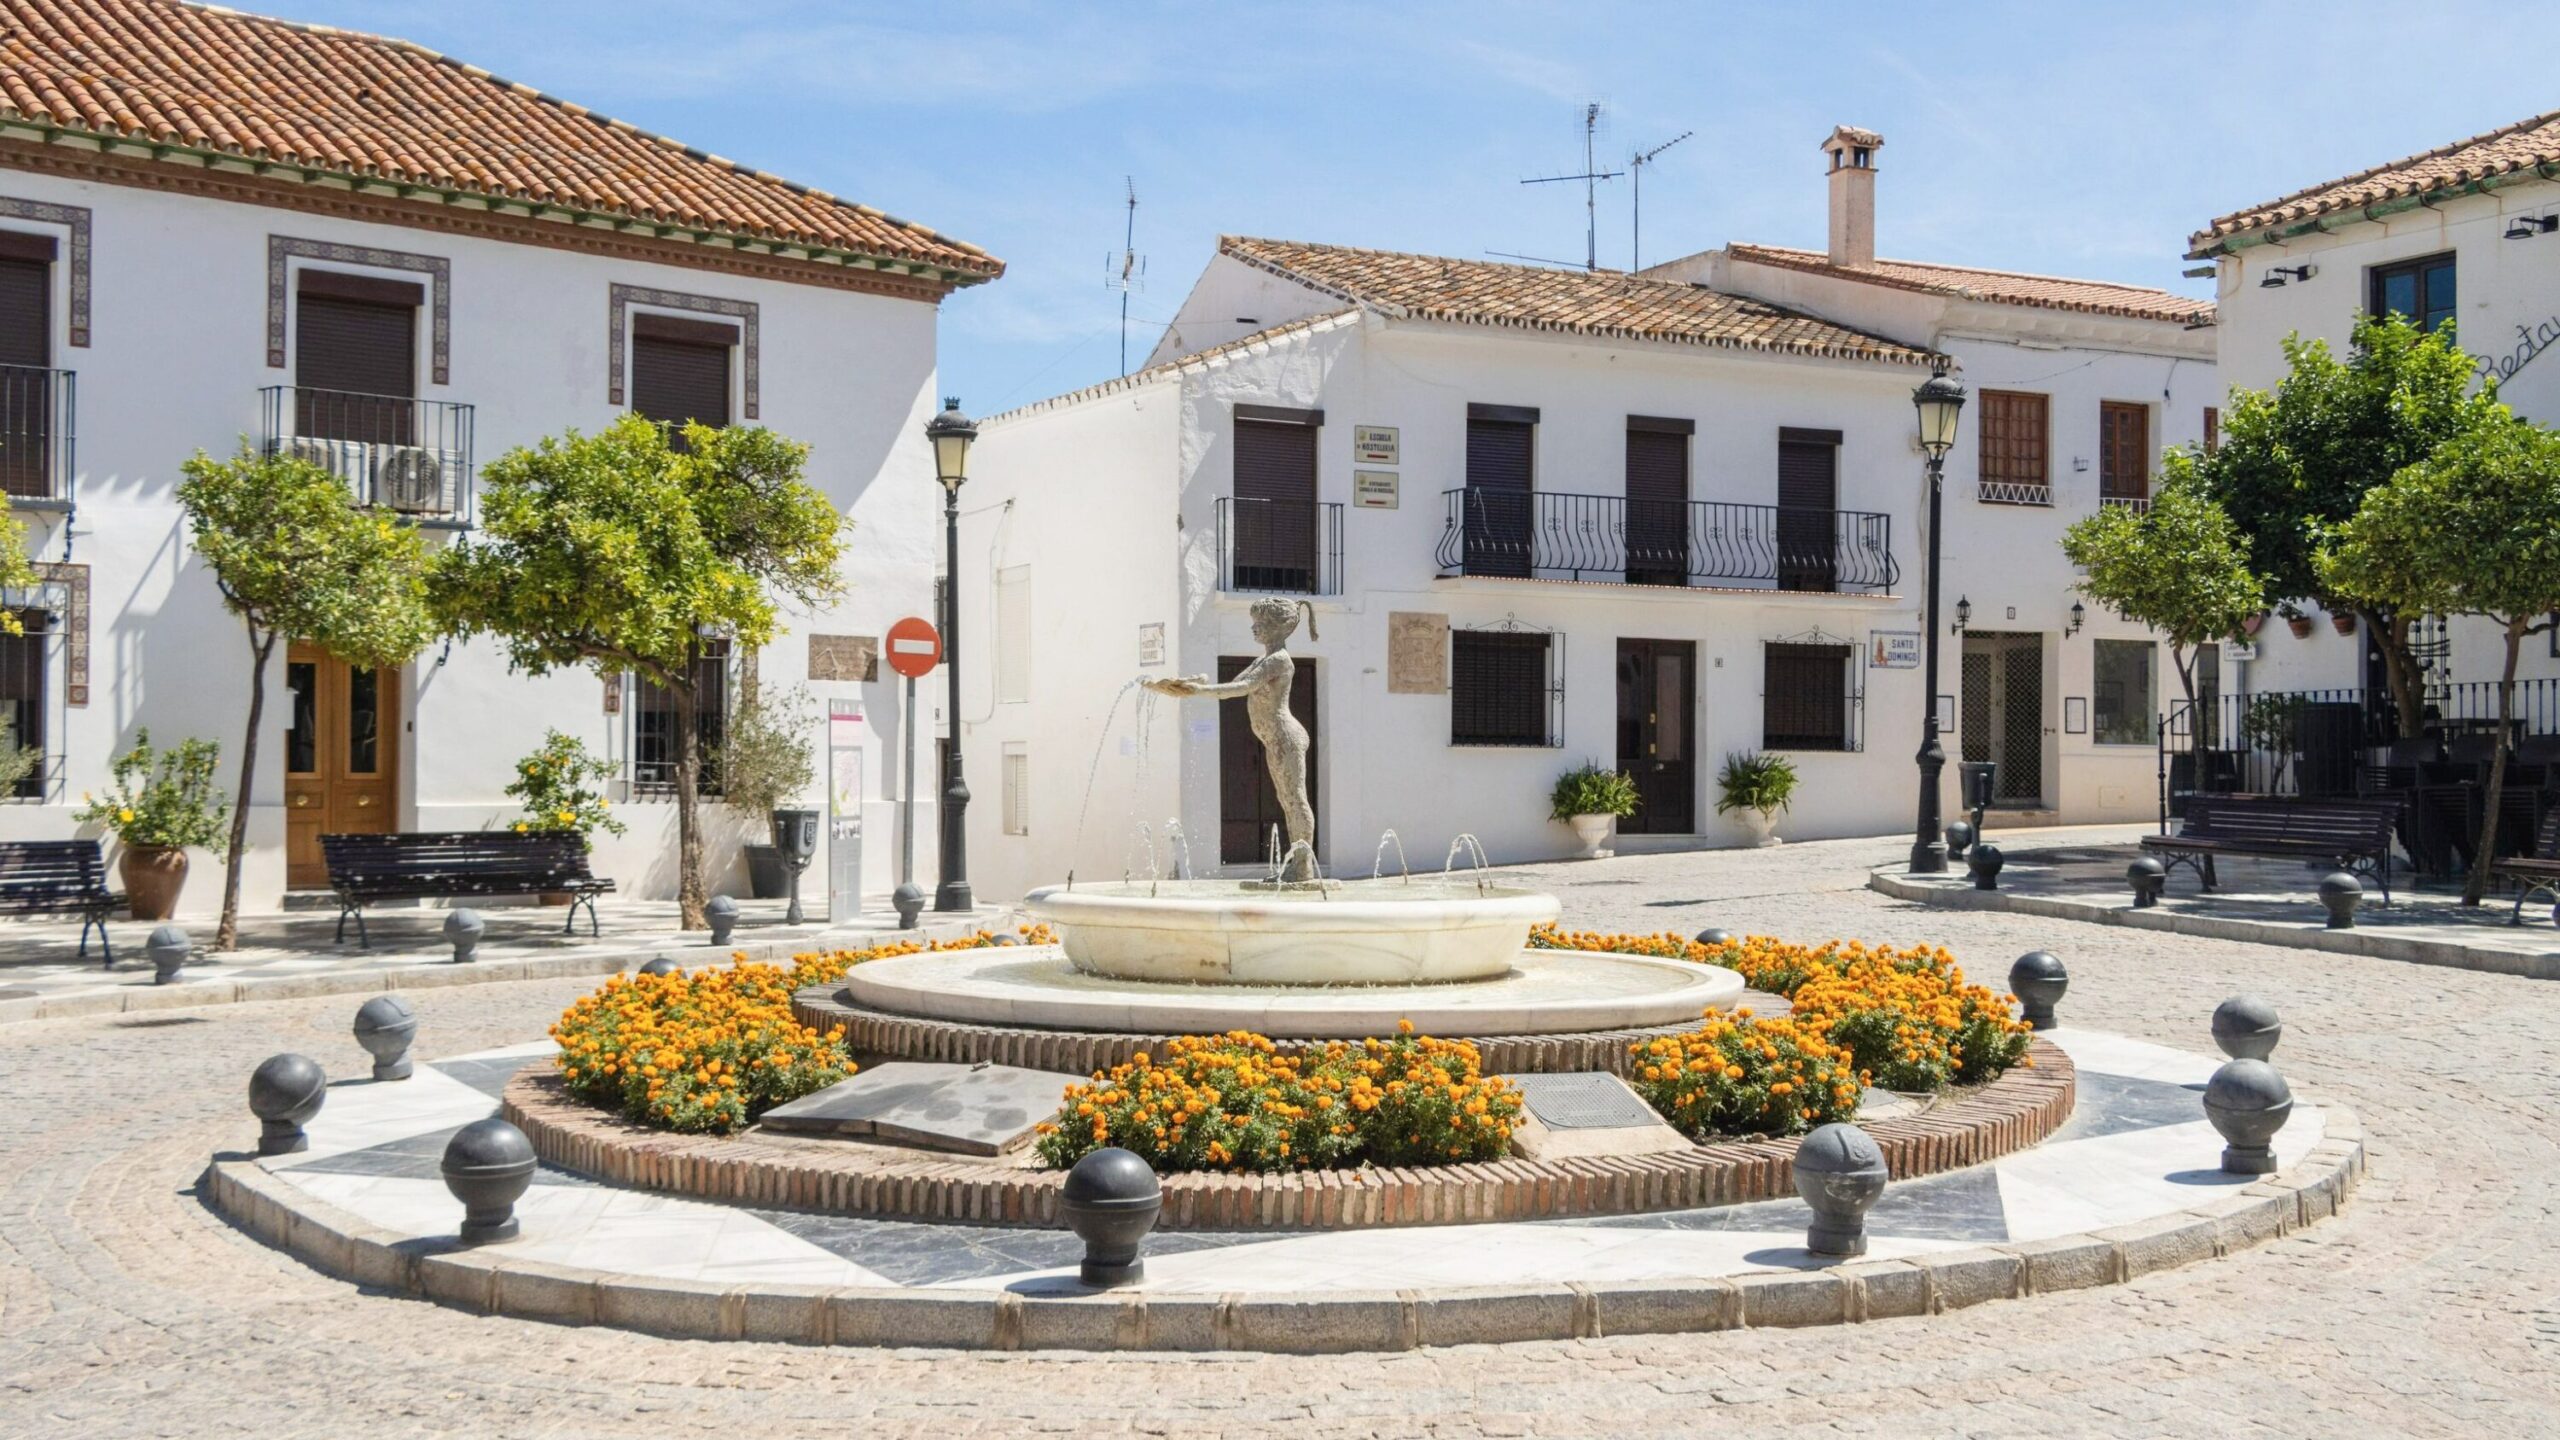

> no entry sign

[{"left": 885, "top": 616, "right": 942, "bottom": 679}]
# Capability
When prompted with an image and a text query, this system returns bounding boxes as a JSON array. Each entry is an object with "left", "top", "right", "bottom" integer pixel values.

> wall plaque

[
  {"left": 1388, "top": 611, "right": 1448, "bottom": 695},
  {"left": 1353, "top": 470, "right": 1399, "bottom": 509},
  {"left": 1353, "top": 425, "right": 1399, "bottom": 464},
  {"left": 808, "top": 633, "right": 880, "bottom": 683}
]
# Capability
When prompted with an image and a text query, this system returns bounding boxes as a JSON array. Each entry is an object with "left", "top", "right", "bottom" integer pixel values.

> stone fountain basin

[{"left": 1021, "top": 879, "right": 1562, "bottom": 986}]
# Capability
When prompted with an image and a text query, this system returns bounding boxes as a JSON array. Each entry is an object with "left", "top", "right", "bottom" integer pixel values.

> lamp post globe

[
  {"left": 926, "top": 398, "right": 979, "bottom": 913},
  {"left": 1908, "top": 364, "right": 1967, "bottom": 874}
]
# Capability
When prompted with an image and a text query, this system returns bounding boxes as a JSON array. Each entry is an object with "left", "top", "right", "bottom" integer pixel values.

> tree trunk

[
  {"left": 2171, "top": 643, "right": 2199, "bottom": 712},
  {"left": 2461, "top": 619, "right": 2524, "bottom": 906},
  {"left": 216, "top": 628, "right": 274, "bottom": 951},
  {"left": 671, "top": 640, "right": 707, "bottom": 931},
  {"left": 2372, "top": 610, "right": 2426, "bottom": 739}
]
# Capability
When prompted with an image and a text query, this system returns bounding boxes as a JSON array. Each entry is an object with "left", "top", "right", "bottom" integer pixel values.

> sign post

[{"left": 884, "top": 616, "right": 944, "bottom": 928}]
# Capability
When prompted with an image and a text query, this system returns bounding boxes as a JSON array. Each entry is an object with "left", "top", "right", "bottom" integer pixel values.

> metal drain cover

[{"left": 1502, "top": 1071, "right": 1658, "bottom": 1130}]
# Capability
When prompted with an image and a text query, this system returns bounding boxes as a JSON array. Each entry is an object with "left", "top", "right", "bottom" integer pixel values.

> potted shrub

[
  {"left": 505, "top": 731, "right": 624, "bottom": 902},
  {"left": 1715, "top": 751, "right": 1799, "bottom": 847},
  {"left": 76, "top": 730, "right": 227, "bottom": 920},
  {"left": 2328, "top": 609, "right": 2358, "bottom": 636},
  {"left": 2280, "top": 604, "right": 2314, "bottom": 639},
  {"left": 717, "top": 686, "right": 818, "bottom": 899},
  {"left": 1548, "top": 763, "right": 1639, "bottom": 859},
  {"left": 2240, "top": 610, "right": 2267, "bottom": 638}
]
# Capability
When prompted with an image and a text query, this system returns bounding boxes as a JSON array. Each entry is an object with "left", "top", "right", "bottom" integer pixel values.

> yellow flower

[{"left": 116, "top": 807, "right": 134, "bottom": 824}]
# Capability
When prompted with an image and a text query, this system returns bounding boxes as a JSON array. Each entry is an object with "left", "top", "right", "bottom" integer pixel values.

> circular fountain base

[{"left": 840, "top": 943, "right": 1743, "bottom": 1040}]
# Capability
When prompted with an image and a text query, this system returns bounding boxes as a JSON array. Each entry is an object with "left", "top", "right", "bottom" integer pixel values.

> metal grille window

[
  {"left": 1976, "top": 390, "right": 2050, "bottom": 504},
  {"left": 1451, "top": 625, "right": 1561, "bottom": 747},
  {"left": 631, "top": 638, "right": 730, "bottom": 796},
  {"left": 1763, "top": 642, "right": 1859, "bottom": 752},
  {"left": 2093, "top": 639, "right": 2156, "bottom": 745},
  {"left": 0, "top": 607, "right": 49, "bottom": 799}
]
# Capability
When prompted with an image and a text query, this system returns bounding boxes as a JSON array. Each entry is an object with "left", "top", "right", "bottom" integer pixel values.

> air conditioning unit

[
  {"left": 282, "top": 435, "right": 367, "bottom": 482},
  {"left": 376, "top": 445, "right": 446, "bottom": 513}
]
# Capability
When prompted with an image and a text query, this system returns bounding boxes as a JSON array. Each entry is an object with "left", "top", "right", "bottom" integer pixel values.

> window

[
  {"left": 1763, "top": 642, "right": 1856, "bottom": 751},
  {"left": 1002, "top": 743, "right": 1029, "bottom": 836},
  {"left": 1624, "top": 416, "right": 1691, "bottom": 586},
  {"left": 2202, "top": 406, "right": 2220, "bottom": 455},
  {"left": 2369, "top": 253, "right": 2456, "bottom": 334},
  {"left": 1450, "top": 627, "right": 1558, "bottom": 747},
  {"left": 1231, "top": 407, "right": 1320, "bottom": 592},
  {"left": 630, "top": 312, "right": 736, "bottom": 434},
  {"left": 295, "top": 269, "right": 421, "bottom": 447},
  {"left": 1775, "top": 428, "right": 1841, "bottom": 592},
  {"left": 0, "top": 231, "right": 56, "bottom": 500},
  {"left": 2099, "top": 402, "right": 2149, "bottom": 506},
  {"left": 1461, "top": 403, "right": 1536, "bottom": 578},
  {"left": 0, "top": 607, "right": 47, "bottom": 799},
  {"left": 1976, "top": 390, "right": 2050, "bottom": 503},
  {"left": 995, "top": 566, "right": 1030, "bottom": 704},
  {"left": 2092, "top": 639, "right": 2156, "bottom": 745},
  {"left": 631, "top": 638, "right": 730, "bottom": 795}
]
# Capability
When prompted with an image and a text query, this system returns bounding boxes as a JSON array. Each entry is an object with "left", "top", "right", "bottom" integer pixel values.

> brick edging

[
  {"left": 200, "top": 1101, "right": 2365, "bottom": 1353},
  {"left": 498, "top": 1039, "right": 2076, "bottom": 1232}
]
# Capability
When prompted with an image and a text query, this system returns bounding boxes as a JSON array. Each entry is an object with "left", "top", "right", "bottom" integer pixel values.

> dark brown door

[
  {"left": 0, "top": 246, "right": 53, "bottom": 499},
  {"left": 2100, "top": 402, "right": 2149, "bottom": 503},
  {"left": 1217, "top": 655, "right": 1317, "bottom": 866},
  {"left": 1624, "top": 423, "right": 1689, "bottom": 586},
  {"left": 1617, "top": 639, "right": 1695, "bottom": 833},
  {"left": 284, "top": 642, "right": 400, "bottom": 888},
  {"left": 1776, "top": 432, "right": 1838, "bottom": 592},
  {"left": 1232, "top": 417, "right": 1317, "bottom": 592},
  {"left": 1464, "top": 411, "right": 1534, "bottom": 577}
]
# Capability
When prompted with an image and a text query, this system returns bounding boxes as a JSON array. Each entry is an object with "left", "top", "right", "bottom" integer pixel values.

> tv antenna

[
  {"left": 1629, "top": 130, "right": 1693, "bottom": 271},
  {"left": 1103, "top": 178, "right": 1146, "bottom": 374},
  {"left": 1520, "top": 102, "right": 1621, "bottom": 272}
]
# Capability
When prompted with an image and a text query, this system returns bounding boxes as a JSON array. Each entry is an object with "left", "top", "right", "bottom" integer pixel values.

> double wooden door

[
  {"left": 1616, "top": 639, "right": 1696, "bottom": 834},
  {"left": 285, "top": 641, "right": 399, "bottom": 888}
]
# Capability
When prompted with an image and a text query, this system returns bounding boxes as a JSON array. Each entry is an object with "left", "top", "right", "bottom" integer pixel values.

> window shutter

[
  {"left": 1465, "top": 418, "right": 1533, "bottom": 493},
  {"left": 1451, "top": 630, "right": 1550, "bottom": 746},
  {"left": 1977, "top": 391, "right": 2049, "bottom": 495},
  {"left": 996, "top": 567, "right": 1031, "bottom": 703},
  {"left": 296, "top": 292, "right": 417, "bottom": 447},
  {"left": 1232, "top": 418, "right": 1318, "bottom": 589},
  {"left": 631, "top": 334, "right": 733, "bottom": 431},
  {"left": 0, "top": 257, "right": 48, "bottom": 368},
  {"left": 1625, "top": 426, "right": 1688, "bottom": 585},
  {"left": 2100, "top": 403, "right": 2148, "bottom": 499},
  {"left": 1775, "top": 438, "right": 1839, "bottom": 592},
  {"left": 1763, "top": 643, "right": 1850, "bottom": 751}
]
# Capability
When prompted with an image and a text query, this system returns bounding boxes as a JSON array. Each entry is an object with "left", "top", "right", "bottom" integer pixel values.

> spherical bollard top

[
  {"left": 993, "top": 933, "right": 1022, "bottom": 946},
  {"left": 443, "top": 907, "right": 485, "bottom": 963},
  {"left": 1792, "top": 1122, "right": 1890, "bottom": 1258},
  {"left": 248, "top": 1053, "right": 327, "bottom": 1155},
  {"left": 638, "top": 956, "right": 682, "bottom": 978},
  {"left": 2008, "top": 950, "right": 2068, "bottom": 1030},
  {"left": 1943, "top": 819, "right": 1976, "bottom": 856},
  {"left": 1063, "top": 1146, "right": 1161, "bottom": 1207},
  {"left": 2126, "top": 855, "right": 2166, "bottom": 908},
  {"left": 2210, "top": 995, "right": 2283, "bottom": 1061},
  {"left": 146, "top": 924, "right": 189, "bottom": 984},
  {"left": 441, "top": 1117, "right": 537, "bottom": 1244},
  {"left": 2316, "top": 872, "right": 2361, "bottom": 929},
  {"left": 705, "top": 894, "right": 740, "bottom": 944},
  {"left": 1968, "top": 843, "right": 2005, "bottom": 890},
  {"left": 1693, "top": 927, "right": 1735, "bottom": 949},
  {"left": 1061, "top": 1146, "right": 1163, "bottom": 1288},
  {"left": 352, "top": 995, "right": 418, "bottom": 1080},
  {"left": 2203, "top": 1057, "right": 2295, "bottom": 1174}
]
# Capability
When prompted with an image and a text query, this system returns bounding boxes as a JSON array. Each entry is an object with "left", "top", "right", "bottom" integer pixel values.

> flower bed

[
  {"left": 1033, "top": 1023, "right": 1523, "bottom": 1174},
  {"left": 784, "top": 925, "right": 1055, "bottom": 990}
]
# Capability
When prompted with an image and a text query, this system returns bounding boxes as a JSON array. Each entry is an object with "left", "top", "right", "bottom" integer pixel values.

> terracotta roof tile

[
  {"left": 2190, "top": 107, "right": 2560, "bottom": 256},
  {"left": 1221, "top": 236, "right": 1936, "bottom": 367},
  {"left": 1727, "top": 243, "right": 2213, "bottom": 325},
  {"left": 0, "top": 0, "right": 1000, "bottom": 280}
]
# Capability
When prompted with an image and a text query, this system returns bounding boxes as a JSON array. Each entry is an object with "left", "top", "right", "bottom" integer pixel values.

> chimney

[{"left": 1821, "top": 126, "right": 1883, "bottom": 268}]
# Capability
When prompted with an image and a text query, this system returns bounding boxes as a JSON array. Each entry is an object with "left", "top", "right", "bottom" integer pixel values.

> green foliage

[
  {"left": 177, "top": 446, "right": 440, "bottom": 669},
  {"left": 1714, "top": 751, "right": 1799, "bottom": 816},
  {"left": 1548, "top": 761, "right": 1639, "bottom": 820},
  {"left": 75, "top": 729, "right": 228, "bottom": 850},
  {"left": 504, "top": 730, "right": 625, "bottom": 840},
  {"left": 2061, "top": 466, "right": 2262, "bottom": 704},
  {"left": 717, "top": 684, "right": 819, "bottom": 815},
  {"left": 0, "top": 494, "right": 36, "bottom": 638}
]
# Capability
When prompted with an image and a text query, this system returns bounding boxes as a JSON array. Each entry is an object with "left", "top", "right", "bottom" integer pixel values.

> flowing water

[
  {"left": 1065, "top": 678, "right": 1145, "bottom": 889},
  {"left": 1443, "top": 833, "right": 1491, "bottom": 895},
  {"left": 1371, "top": 828, "right": 1411, "bottom": 883}
]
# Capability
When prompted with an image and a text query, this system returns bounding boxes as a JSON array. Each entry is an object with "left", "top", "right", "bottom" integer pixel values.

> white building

[
  {"left": 2189, "top": 106, "right": 2560, "bottom": 713},
  {"left": 955, "top": 127, "right": 2215, "bottom": 899},
  {"left": 0, "top": 0, "right": 1000, "bottom": 917}
]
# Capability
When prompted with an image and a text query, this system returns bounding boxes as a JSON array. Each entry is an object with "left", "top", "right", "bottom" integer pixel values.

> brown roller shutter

[
  {"left": 1463, "top": 415, "right": 1534, "bottom": 577},
  {"left": 0, "top": 257, "right": 47, "bottom": 368},
  {"left": 1776, "top": 435, "right": 1838, "bottom": 592},
  {"left": 1624, "top": 425, "right": 1688, "bottom": 585},
  {"left": 0, "top": 257, "right": 52, "bottom": 499},
  {"left": 296, "top": 291, "right": 417, "bottom": 446},
  {"left": 632, "top": 333, "right": 733, "bottom": 434},
  {"left": 1232, "top": 416, "right": 1317, "bottom": 591}
]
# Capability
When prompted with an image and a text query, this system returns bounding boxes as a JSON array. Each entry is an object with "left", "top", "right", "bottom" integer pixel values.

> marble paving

[{"left": 256, "top": 1029, "right": 2323, "bottom": 1296}]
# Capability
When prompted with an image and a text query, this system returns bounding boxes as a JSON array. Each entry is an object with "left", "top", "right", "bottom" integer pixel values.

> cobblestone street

[{"left": 5, "top": 829, "right": 2555, "bottom": 1438}]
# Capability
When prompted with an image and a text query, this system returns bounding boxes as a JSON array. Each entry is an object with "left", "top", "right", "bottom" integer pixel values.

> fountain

[{"left": 836, "top": 596, "right": 1744, "bottom": 1044}]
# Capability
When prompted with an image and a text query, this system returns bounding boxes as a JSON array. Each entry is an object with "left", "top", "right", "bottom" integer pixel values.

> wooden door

[
  {"left": 1217, "top": 655, "right": 1317, "bottom": 866},
  {"left": 2099, "top": 402, "right": 2149, "bottom": 503},
  {"left": 1616, "top": 639, "right": 1695, "bottom": 833},
  {"left": 284, "top": 642, "right": 400, "bottom": 888}
]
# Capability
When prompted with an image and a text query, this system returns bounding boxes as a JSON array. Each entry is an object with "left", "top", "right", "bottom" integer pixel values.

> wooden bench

[
  {"left": 321, "top": 831, "right": 614, "bottom": 947},
  {"left": 0, "top": 839, "right": 120, "bottom": 966},
  {"left": 2141, "top": 794, "right": 2401, "bottom": 904},
  {"left": 2494, "top": 807, "right": 2560, "bottom": 926}
]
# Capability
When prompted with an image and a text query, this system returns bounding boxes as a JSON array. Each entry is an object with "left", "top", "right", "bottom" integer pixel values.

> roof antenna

[
  {"left": 1520, "top": 102, "right": 1622, "bottom": 272},
  {"left": 1104, "top": 178, "right": 1146, "bottom": 374},
  {"left": 1629, "top": 130, "right": 1693, "bottom": 272}
]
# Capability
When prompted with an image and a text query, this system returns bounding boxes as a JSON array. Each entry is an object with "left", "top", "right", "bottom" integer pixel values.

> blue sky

[{"left": 291, "top": 0, "right": 2546, "bottom": 413}]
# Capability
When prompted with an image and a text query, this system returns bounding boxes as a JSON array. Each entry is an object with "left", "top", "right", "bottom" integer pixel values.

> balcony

[
  {"left": 1215, "top": 496, "right": 1344, "bottom": 596},
  {"left": 259, "top": 386, "right": 475, "bottom": 523},
  {"left": 0, "top": 364, "right": 75, "bottom": 506},
  {"left": 2099, "top": 492, "right": 2153, "bottom": 515},
  {"left": 1434, "top": 489, "right": 1898, "bottom": 594}
]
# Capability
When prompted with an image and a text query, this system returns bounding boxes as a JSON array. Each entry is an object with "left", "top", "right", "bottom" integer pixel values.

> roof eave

[{"left": 2187, "top": 160, "right": 2560, "bottom": 260}]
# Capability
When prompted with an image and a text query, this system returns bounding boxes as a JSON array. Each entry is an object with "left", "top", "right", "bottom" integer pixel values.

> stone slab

[
  {"left": 756, "top": 1060, "right": 1080, "bottom": 1156},
  {"left": 1501, "top": 1071, "right": 1692, "bottom": 1160}
]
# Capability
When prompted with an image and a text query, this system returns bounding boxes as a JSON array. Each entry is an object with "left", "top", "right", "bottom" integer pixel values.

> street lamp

[
  {"left": 1909, "top": 364, "right": 1967, "bottom": 874},
  {"left": 926, "top": 397, "right": 979, "bottom": 912}
]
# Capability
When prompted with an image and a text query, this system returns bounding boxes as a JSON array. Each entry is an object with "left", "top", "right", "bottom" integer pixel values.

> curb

[
  {"left": 200, "top": 1102, "right": 2365, "bottom": 1353},
  {"left": 1868, "top": 869, "right": 2560, "bottom": 981}
]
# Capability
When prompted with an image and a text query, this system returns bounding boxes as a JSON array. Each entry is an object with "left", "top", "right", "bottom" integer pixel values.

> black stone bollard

[
  {"left": 2008, "top": 951, "right": 2068, "bottom": 1030},
  {"left": 1942, "top": 819, "right": 1976, "bottom": 859},
  {"left": 638, "top": 956, "right": 682, "bottom": 978},
  {"left": 2126, "top": 856, "right": 2167, "bottom": 909},
  {"left": 1793, "top": 1123, "right": 1889, "bottom": 1258},
  {"left": 444, "top": 908, "right": 484, "bottom": 964},
  {"left": 1968, "top": 844, "right": 2005, "bottom": 891},
  {"left": 248, "top": 1053, "right": 327, "bottom": 1156},
  {"left": 441, "top": 1118, "right": 537, "bottom": 1244},
  {"left": 2203, "top": 1058, "right": 2294, "bottom": 1175},
  {"left": 2211, "top": 996, "right": 2282, "bottom": 1061},
  {"left": 705, "top": 894, "right": 739, "bottom": 946},
  {"left": 146, "top": 925, "right": 189, "bottom": 985},
  {"left": 892, "top": 881, "right": 925, "bottom": 930},
  {"left": 352, "top": 995, "right": 418, "bottom": 1081},
  {"left": 1692, "top": 928, "right": 1735, "bottom": 950},
  {"left": 2316, "top": 873, "right": 2361, "bottom": 929},
  {"left": 1061, "top": 1147, "right": 1162, "bottom": 1287}
]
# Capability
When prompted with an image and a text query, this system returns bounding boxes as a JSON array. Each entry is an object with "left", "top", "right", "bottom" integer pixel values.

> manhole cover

[{"left": 1503, "top": 1071, "right": 1658, "bottom": 1130}]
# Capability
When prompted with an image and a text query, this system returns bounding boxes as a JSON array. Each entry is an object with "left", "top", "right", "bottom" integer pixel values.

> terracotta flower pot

[
  {"left": 119, "top": 844, "right": 188, "bottom": 921},
  {"left": 2329, "top": 612, "right": 2357, "bottom": 636},
  {"left": 2241, "top": 612, "right": 2266, "bottom": 637},
  {"left": 2286, "top": 615, "right": 2315, "bottom": 639}
]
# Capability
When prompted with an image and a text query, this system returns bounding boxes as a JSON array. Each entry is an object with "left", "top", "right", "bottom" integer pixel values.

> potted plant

[
  {"left": 76, "top": 730, "right": 227, "bottom": 920},
  {"left": 2280, "top": 603, "right": 2314, "bottom": 639},
  {"left": 2240, "top": 610, "right": 2267, "bottom": 638},
  {"left": 716, "top": 686, "right": 818, "bottom": 899},
  {"left": 2328, "top": 609, "right": 2358, "bottom": 636},
  {"left": 1548, "top": 763, "right": 1639, "bottom": 859},
  {"left": 1715, "top": 751, "right": 1799, "bottom": 848},
  {"left": 505, "top": 731, "right": 624, "bottom": 902}
]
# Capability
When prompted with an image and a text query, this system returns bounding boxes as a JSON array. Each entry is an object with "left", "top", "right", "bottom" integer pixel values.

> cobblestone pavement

[{"left": 5, "top": 828, "right": 2556, "bottom": 1438}]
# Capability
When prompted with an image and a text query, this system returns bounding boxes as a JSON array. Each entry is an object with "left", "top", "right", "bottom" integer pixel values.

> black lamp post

[
  {"left": 927, "top": 398, "right": 979, "bottom": 912},
  {"left": 1909, "top": 364, "right": 1967, "bottom": 874}
]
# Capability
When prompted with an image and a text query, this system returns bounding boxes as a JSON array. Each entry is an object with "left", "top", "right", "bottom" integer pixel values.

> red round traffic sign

[{"left": 885, "top": 615, "right": 942, "bottom": 679}]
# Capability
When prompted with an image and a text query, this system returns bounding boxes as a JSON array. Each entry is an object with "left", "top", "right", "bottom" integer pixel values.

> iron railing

[
  {"left": 2099, "top": 494, "right": 2153, "bottom": 515},
  {"left": 258, "top": 386, "right": 475, "bottom": 522},
  {"left": 1215, "top": 497, "right": 1344, "bottom": 596},
  {"left": 1434, "top": 489, "right": 1898, "bottom": 593},
  {"left": 2158, "top": 678, "right": 2560, "bottom": 825},
  {"left": 1976, "top": 479, "right": 2052, "bottom": 507},
  {"left": 0, "top": 364, "right": 74, "bottom": 504}
]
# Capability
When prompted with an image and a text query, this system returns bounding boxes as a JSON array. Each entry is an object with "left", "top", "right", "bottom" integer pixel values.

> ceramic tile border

[
  {"left": 200, "top": 1100, "right": 2362, "bottom": 1354},
  {"left": 497, "top": 1040, "right": 2076, "bottom": 1232}
]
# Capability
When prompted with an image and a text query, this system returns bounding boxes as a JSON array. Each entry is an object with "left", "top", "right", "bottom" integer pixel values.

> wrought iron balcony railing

[
  {"left": 258, "top": 386, "right": 476, "bottom": 522},
  {"left": 1216, "top": 496, "right": 1345, "bottom": 596},
  {"left": 1977, "top": 479, "right": 2053, "bottom": 506},
  {"left": 2100, "top": 493, "right": 2153, "bottom": 515},
  {"left": 0, "top": 364, "right": 75, "bottom": 504},
  {"left": 1433, "top": 488, "right": 1898, "bottom": 593}
]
